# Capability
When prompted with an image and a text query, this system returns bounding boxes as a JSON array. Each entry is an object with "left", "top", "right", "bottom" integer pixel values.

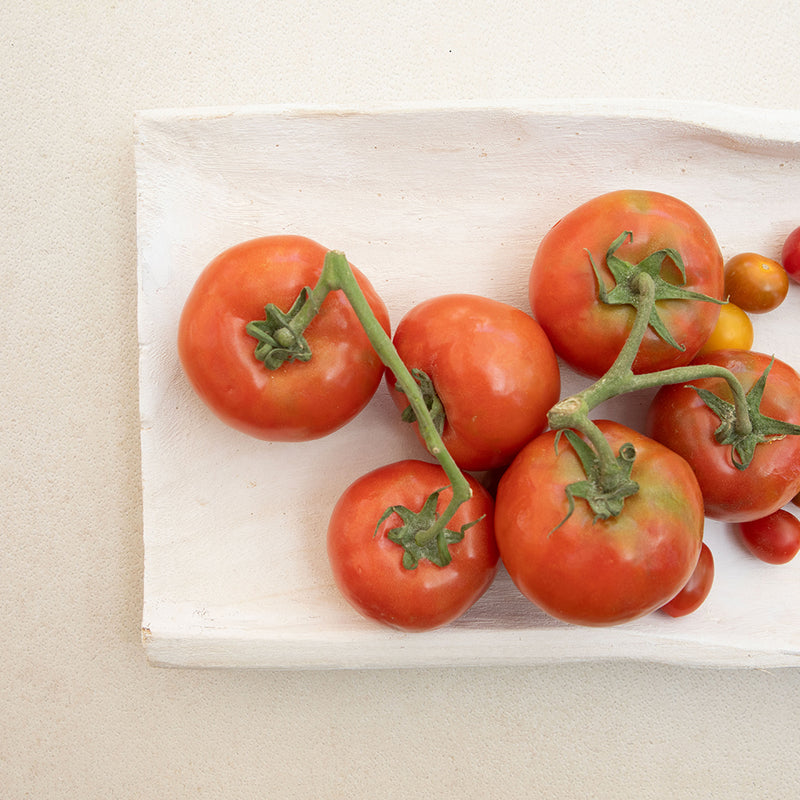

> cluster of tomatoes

[{"left": 177, "top": 190, "right": 800, "bottom": 633}]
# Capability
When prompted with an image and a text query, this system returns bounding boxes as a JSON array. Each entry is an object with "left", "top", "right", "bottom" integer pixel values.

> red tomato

[
  {"left": 736, "top": 509, "right": 800, "bottom": 565},
  {"left": 386, "top": 294, "right": 561, "bottom": 471},
  {"left": 530, "top": 190, "right": 724, "bottom": 378},
  {"left": 327, "top": 460, "right": 499, "bottom": 631},
  {"left": 781, "top": 225, "right": 800, "bottom": 284},
  {"left": 723, "top": 252, "right": 788, "bottom": 313},
  {"left": 178, "top": 236, "right": 390, "bottom": 441},
  {"left": 494, "top": 420, "right": 704, "bottom": 626},
  {"left": 660, "top": 542, "right": 714, "bottom": 618},
  {"left": 697, "top": 302, "right": 753, "bottom": 355},
  {"left": 646, "top": 350, "right": 800, "bottom": 522}
]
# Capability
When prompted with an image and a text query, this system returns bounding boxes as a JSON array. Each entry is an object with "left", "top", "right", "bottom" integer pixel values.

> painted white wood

[{"left": 136, "top": 100, "right": 800, "bottom": 669}]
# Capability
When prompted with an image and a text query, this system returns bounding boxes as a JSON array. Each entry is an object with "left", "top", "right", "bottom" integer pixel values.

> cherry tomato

[
  {"left": 647, "top": 350, "right": 800, "bottom": 522},
  {"left": 530, "top": 190, "right": 724, "bottom": 378},
  {"left": 781, "top": 225, "right": 800, "bottom": 284},
  {"left": 494, "top": 420, "right": 704, "bottom": 626},
  {"left": 178, "top": 236, "right": 390, "bottom": 441},
  {"left": 327, "top": 460, "right": 498, "bottom": 631},
  {"left": 697, "top": 302, "right": 753, "bottom": 355},
  {"left": 660, "top": 542, "right": 714, "bottom": 618},
  {"left": 386, "top": 294, "right": 561, "bottom": 471},
  {"left": 723, "top": 252, "right": 788, "bottom": 313},
  {"left": 736, "top": 509, "right": 800, "bottom": 565}
]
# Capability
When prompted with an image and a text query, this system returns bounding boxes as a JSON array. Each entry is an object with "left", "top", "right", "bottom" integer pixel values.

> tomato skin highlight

[
  {"left": 178, "top": 236, "right": 390, "bottom": 442},
  {"left": 494, "top": 420, "right": 704, "bottom": 627},
  {"left": 723, "top": 252, "right": 788, "bottom": 313},
  {"left": 387, "top": 294, "right": 561, "bottom": 471},
  {"left": 781, "top": 225, "right": 800, "bottom": 284},
  {"left": 327, "top": 460, "right": 499, "bottom": 631},
  {"left": 660, "top": 542, "right": 714, "bottom": 618},
  {"left": 646, "top": 350, "right": 800, "bottom": 522},
  {"left": 530, "top": 190, "right": 724, "bottom": 378},
  {"left": 736, "top": 510, "right": 800, "bottom": 565}
]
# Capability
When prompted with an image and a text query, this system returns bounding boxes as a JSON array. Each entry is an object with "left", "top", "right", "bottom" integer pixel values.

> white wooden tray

[{"left": 136, "top": 100, "right": 800, "bottom": 669}]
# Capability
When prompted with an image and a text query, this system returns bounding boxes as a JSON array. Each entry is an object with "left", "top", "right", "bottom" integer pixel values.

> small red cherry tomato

[
  {"left": 781, "top": 225, "right": 800, "bottom": 284},
  {"left": 736, "top": 509, "right": 800, "bottom": 565},
  {"left": 723, "top": 252, "right": 789, "bottom": 313},
  {"left": 660, "top": 542, "right": 714, "bottom": 618}
]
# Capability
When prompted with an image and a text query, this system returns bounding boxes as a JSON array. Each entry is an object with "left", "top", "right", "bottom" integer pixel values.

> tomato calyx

[
  {"left": 246, "top": 287, "right": 315, "bottom": 369},
  {"left": 375, "top": 488, "right": 483, "bottom": 569},
  {"left": 689, "top": 357, "right": 800, "bottom": 470},
  {"left": 552, "top": 429, "right": 639, "bottom": 531},
  {"left": 588, "top": 231, "right": 724, "bottom": 353},
  {"left": 396, "top": 368, "right": 446, "bottom": 436}
]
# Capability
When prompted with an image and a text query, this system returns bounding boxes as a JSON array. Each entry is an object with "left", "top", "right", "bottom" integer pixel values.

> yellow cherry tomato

[
  {"left": 724, "top": 252, "right": 789, "bottom": 313},
  {"left": 697, "top": 302, "right": 753, "bottom": 355}
]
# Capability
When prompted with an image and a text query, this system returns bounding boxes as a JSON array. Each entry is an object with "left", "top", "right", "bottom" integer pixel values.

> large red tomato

[
  {"left": 178, "top": 236, "right": 390, "bottom": 441},
  {"left": 530, "top": 190, "right": 724, "bottom": 378},
  {"left": 386, "top": 294, "right": 560, "bottom": 471},
  {"left": 327, "top": 460, "right": 498, "bottom": 631},
  {"left": 494, "top": 420, "right": 704, "bottom": 626},
  {"left": 646, "top": 350, "right": 800, "bottom": 522}
]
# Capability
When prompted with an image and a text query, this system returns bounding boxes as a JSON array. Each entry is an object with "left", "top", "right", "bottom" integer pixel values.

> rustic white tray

[{"left": 136, "top": 100, "right": 800, "bottom": 669}]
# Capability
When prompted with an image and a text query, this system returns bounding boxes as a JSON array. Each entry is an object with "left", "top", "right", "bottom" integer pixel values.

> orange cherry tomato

[
  {"left": 696, "top": 302, "right": 753, "bottom": 355},
  {"left": 723, "top": 252, "right": 789, "bottom": 313}
]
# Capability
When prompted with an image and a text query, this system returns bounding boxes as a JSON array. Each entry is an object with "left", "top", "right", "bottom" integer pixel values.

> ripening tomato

[
  {"left": 781, "top": 225, "right": 800, "bottom": 284},
  {"left": 178, "top": 236, "right": 390, "bottom": 441},
  {"left": 386, "top": 294, "right": 561, "bottom": 471},
  {"left": 327, "top": 460, "right": 498, "bottom": 631},
  {"left": 530, "top": 190, "right": 724, "bottom": 378},
  {"left": 660, "top": 542, "right": 714, "bottom": 617},
  {"left": 647, "top": 350, "right": 800, "bottom": 522},
  {"left": 697, "top": 301, "right": 753, "bottom": 355},
  {"left": 736, "top": 509, "right": 800, "bottom": 565},
  {"left": 494, "top": 420, "right": 704, "bottom": 626},
  {"left": 723, "top": 252, "right": 788, "bottom": 313}
]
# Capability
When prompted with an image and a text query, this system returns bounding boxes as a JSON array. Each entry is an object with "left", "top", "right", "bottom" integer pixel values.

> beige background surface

[{"left": 3, "top": 2, "right": 799, "bottom": 797}]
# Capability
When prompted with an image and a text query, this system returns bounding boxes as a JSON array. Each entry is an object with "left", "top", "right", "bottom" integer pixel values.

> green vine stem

[
  {"left": 247, "top": 250, "right": 472, "bottom": 549},
  {"left": 548, "top": 270, "right": 753, "bottom": 442},
  {"left": 545, "top": 264, "right": 762, "bottom": 522}
]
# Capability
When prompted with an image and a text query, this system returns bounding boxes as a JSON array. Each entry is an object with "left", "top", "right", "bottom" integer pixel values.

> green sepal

[
  {"left": 690, "top": 357, "right": 800, "bottom": 470},
  {"left": 551, "top": 429, "right": 640, "bottom": 533},
  {"left": 396, "top": 368, "right": 446, "bottom": 436},
  {"left": 246, "top": 288, "right": 314, "bottom": 370},
  {"left": 374, "top": 488, "right": 482, "bottom": 570},
  {"left": 587, "top": 231, "right": 724, "bottom": 352}
]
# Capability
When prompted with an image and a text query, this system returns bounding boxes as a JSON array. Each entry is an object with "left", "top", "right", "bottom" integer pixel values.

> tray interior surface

[{"left": 136, "top": 101, "right": 800, "bottom": 669}]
